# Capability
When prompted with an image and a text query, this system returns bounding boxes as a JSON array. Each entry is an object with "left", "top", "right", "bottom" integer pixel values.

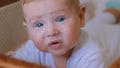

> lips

[{"left": 48, "top": 40, "right": 62, "bottom": 49}]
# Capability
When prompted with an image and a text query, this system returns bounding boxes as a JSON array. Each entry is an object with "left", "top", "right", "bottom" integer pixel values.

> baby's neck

[
  {"left": 53, "top": 49, "right": 73, "bottom": 68},
  {"left": 54, "top": 56, "right": 67, "bottom": 68}
]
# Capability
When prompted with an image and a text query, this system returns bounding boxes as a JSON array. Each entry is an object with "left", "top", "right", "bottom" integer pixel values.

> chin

[{"left": 50, "top": 50, "right": 68, "bottom": 56}]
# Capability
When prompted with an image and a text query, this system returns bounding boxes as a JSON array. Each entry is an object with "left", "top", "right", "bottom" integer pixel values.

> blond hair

[{"left": 19, "top": 0, "right": 80, "bottom": 8}]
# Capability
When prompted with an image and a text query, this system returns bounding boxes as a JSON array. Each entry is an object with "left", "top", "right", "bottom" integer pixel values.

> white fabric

[
  {"left": 13, "top": 30, "right": 106, "bottom": 68},
  {"left": 87, "top": 12, "right": 116, "bottom": 24},
  {"left": 83, "top": 12, "right": 120, "bottom": 67}
]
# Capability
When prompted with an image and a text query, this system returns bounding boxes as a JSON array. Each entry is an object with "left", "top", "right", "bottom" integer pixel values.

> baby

[{"left": 13, "top": 0, "right": 106, "bottom": 68}]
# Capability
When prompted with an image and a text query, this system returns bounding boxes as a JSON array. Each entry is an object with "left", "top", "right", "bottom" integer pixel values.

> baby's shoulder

[{"left": 72, "top": 30, "right": 104, "bottom": 59}]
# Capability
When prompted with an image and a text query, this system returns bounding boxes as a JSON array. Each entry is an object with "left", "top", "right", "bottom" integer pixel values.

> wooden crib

[{"left": 0, "top": 54, "right": 47, "bottom": 68}]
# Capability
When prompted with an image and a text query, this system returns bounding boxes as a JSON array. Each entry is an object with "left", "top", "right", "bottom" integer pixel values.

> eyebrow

[
  {"left": 28, "top": 16, "right": 42, "bottom": 24},
  {"left": 50, "top": 9, "right": 68, "bottom": 15},
  {"left": 28, "top": 9, "right": 69, "bottom": 23}
]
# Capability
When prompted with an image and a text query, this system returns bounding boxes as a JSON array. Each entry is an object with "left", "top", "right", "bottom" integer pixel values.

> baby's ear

[
  {"left": 23, "top": 21, "right": 27, "bottom": 27},
  {"left": 23, "top": 21, "right": 31, "bottom": 39},
  {"left": 23, "top": 21, "right": 28, "bottom": 33},
  {"left": 23, "top": 21, "right": 29, "bottom": 34},
  {"left": 79, "top": 6, "right": 85, "bottom": 27}
]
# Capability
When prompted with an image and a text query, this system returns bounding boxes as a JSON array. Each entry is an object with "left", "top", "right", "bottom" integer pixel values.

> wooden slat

[
  {"left": 0, "top": 54, "right": 47, "bottom": 68},
  {"left": 0, "top": 0, "right": 18, "bottom": 7},
  {"left": 110, "top": 57, "right": 120, "bottom": 68}
]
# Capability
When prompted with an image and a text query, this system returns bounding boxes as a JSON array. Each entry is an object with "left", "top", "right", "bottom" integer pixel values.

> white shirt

[{"left": 13, "top": 30, "right": 106, "bottom": 68}]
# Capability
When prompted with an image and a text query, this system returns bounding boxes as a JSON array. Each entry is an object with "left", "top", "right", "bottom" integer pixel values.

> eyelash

[
  {"left": 56, "top": 16, "right": 65, "bottom": 23},
  {"left": 35, "top": 22, "right": 44, "bottom": 28},
  {"left": 33, "top": 16, "right": 66, "bottom": 28}
]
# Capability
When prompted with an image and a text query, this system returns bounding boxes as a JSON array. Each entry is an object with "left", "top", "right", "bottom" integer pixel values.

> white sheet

[{"left": 83, "top": 20, "right": 120, "bottom": 66}]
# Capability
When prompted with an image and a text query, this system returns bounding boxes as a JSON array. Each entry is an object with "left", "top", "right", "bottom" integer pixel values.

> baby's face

[{"left": 23, "top": 0, "right": 84, "bottom": 56}]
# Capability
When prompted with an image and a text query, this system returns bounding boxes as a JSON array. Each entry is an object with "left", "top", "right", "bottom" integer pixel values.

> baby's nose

[{"left": 46, "top": 24, "right": 59, "bottom": 37}]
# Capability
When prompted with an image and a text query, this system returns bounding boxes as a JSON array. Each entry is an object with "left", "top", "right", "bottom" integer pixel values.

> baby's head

[{"left": 20, "top": 0, "right": 85, "bottom": 56}]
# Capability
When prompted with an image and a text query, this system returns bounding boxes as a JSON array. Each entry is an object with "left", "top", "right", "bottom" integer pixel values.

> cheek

[
  {"left": 27, "top": 27, "right": 44, "bottom": 40},
  {"left": 67, "top": 27, "right": 80, "bottom": 41},
  {"left": 67, "top": 19, "right": 80, "bottom": 37},
  {"left": 32, "top": 35, "right": 46, "bottom": 52},
  {"left": 62, "top": 22, "right": 80, "bottom": 45},
  {"left": 27, "top": 29, "right": 46, "bottom": 51}
]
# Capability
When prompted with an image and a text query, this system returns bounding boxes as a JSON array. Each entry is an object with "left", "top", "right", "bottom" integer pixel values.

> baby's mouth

[
  {"left": 51, "top": 42, "right": 59, "bottom": 45},
  {"left": 48, "top": 40, "right": 62, "bottom": 49}
]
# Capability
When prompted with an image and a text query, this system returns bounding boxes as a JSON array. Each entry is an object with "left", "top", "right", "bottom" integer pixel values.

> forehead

[
  {"left": 23, "top": 0, "right": 72, "bottom": 12},
  {"left": 23, "top": 0, "right": 74, "bottom": 21}
]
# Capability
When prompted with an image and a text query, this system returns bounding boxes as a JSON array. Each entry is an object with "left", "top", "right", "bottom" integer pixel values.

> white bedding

[{"left": 83, "top": 21, "right": 120, "bottom": 66}]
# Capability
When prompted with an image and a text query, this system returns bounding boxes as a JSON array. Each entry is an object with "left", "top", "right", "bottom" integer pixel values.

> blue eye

[
  {"left": 56, "top": 17, "right": 65, "bottom": 23},
  {"left": 36, "top": 23, "right": 44, "bottom": 27}
]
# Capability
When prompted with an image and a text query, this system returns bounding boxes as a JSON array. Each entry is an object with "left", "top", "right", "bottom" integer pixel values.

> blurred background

[
  {"left": 0, "top": 0, "right": 120, "bottom": 67},
  {"left": 0, "top": 0, "right": 28, "bottom": 53}
]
